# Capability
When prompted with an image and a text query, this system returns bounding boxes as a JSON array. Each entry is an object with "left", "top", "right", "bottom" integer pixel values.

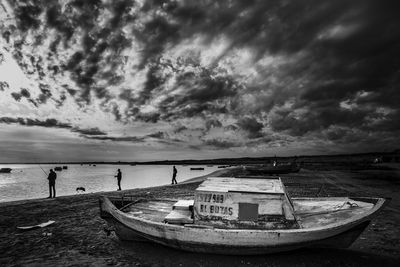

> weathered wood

[
  {"left": 173, "top": 200, "right": 194, "bottom": 210},
  {"left": 165, "top": 209, "right": 193, "bottom": 224},
  {"left": 196, "top": 177, "right": 284, "bottom": 194},
  {"left": 194, "top": 178, "right": 288, "bottom": 222}
]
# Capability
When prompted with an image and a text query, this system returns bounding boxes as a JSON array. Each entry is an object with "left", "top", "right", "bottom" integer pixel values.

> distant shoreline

[{"left": 1, "top": 150, "right": 399, "bottom": 165}]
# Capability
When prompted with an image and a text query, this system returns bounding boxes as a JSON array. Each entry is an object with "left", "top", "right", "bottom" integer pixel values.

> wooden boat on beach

[{"left": 99, "top": 177, "right": 388, "bottom": 255}]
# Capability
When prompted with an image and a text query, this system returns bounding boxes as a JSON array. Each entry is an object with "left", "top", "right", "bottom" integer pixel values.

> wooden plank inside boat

[
  {"left": 196, "top": 177, "right": 284, "bottom": 194},
  {"left": 165, "top": 209, "right": 193, "bottom": 224},
  {"left": 125, "top": 200, "right": 175, "bottom": 222}
]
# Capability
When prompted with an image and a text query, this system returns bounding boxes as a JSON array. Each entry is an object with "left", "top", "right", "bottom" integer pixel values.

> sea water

[{"left": 0, "top": 164, "right": 220, "bottom": 202}]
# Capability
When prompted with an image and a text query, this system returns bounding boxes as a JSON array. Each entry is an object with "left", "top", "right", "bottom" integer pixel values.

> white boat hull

[{"left": 99, "top": 196, "right": 387, "bottom": 255}]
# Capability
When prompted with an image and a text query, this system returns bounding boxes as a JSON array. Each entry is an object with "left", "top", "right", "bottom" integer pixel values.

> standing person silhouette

[
  {"left": 47, "top": 169, "right": 57, "bottom": 198},
  {"left": 115, "top": 169, "right": 122, "bottom": 191},
  {"left": 273, "top": 155, "right": 278, "bottom": 167},
  {"left": 171, "top": 166, "right": 178, "bottom": 185}
]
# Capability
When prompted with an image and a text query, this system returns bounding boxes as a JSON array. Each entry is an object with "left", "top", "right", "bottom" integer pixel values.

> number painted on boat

[{"left": 197, "top": 193, "right": 225, "bottom": 203}]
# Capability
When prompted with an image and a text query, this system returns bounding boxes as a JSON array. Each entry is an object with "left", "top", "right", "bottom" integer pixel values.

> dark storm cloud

[
  {"left": 45, "top": 4, "right": 74, "bottom": 42},
  {"left": 54, "top": 93, "right": 67, "bottom": 107},
  {"left": 112, "top": 103, "right": 122, "bottom": 121},
  {"left": 11, "top": 88, "right": 30, "bottom": 102},
  {"left": 135, "top": 112, "right": 161, "bottom": 123},
  {"left": 60, "top": 0, "right": 133, "bottom": 104},
  {"left": 324, "top": 127, "right": 351, "bottom": 142},
  {"left": 9, "top": 87, "right": 52, "bottom": 108},
  {"left": 134, "top": 12, "right": 180, "bottom": 68},
  {"left": 173, "top": 66, "right": 237, "bottom": 100},
  {"left": 133, "top": 0, "right": 359, "bottom": 62},
  {"left": 237, "top": 117, "right": 263, "bottom": 139},
  {"left": 224, "top": 124, "right": 239, "bottom": 131},
  {"left": 0, "top": 117, "right": 26, "bottom": 125},
  {"left": 62, "top": 84, "right": 77, "bottom": 96},
  {"left": 204, "top": 139, "right": 241, "bottom": 149},
  {"left": 205, "top": 119, "right": 222, "bottom": 131},
  {"left": 124, "top": 60, "right": 240, "bottom": 122},
  {"left": 20, "top": 88, "right": 30, "bottom": 98},
  {"left": 13, "top": 1, "right": 43, "bottom": 32},
  {"left": 25, "top": 118, "right": 70, "bottom": 128},
  {"left": 37, "top": 83, "right": 52, "bottom": 104},
  {"left": 147, "top": 131, "right": 167, "bottom": 139},
  {"left": 71, "top": 127, "right": 106, "bottom": 136},
  {"left": 0, "top": 81, "right": 10, "bottom": 91},
  {"left": 173, "top": 125, "right": 187, "bottom": 133},
  {"left": 365, "top": 110, "right": 400, "bottom": 132},
  {"left": 83, "top": 131, "right": 181, "bottom": 144},
  {"left": 277, "top": 0, "right": 400, "bottom": 138},
  {"left": 269, "top": 106, "right": 370, "bottom": 137},
  {"left": 84, "top": 135, "right": 145, "bottom": 143},
  {"left": 0, "top": 116, "right": 70, "bottom": 129},
  {"left": 0, "top": 116, "right": 108, "bottom": 136},
  {"left": 118, "top": 57, "right": 240, "bottom": 122}
]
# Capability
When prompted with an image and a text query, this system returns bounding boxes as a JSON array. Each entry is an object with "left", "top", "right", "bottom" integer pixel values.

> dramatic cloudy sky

[{"left": 0, "top": 0, "right": 399, "bottom": 162}]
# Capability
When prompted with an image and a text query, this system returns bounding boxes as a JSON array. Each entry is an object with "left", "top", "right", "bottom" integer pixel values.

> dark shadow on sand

[{"left": 115, "top": 238, "right": 399, "bottom": 267}]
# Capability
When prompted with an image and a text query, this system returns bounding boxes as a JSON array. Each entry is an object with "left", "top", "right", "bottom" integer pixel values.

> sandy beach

[{"left": 1, "top": 165, "right": 399, "bottom": 266}]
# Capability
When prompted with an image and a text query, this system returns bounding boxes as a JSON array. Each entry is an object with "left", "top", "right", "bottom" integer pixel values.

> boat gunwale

[{"left": 100, "top": 195, "right": 388, "bottom": 234}]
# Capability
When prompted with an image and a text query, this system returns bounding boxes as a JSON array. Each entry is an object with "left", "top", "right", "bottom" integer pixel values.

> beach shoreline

[
  {"left": 1, "top": 166, "right": 399, "bottom": 266},
  {"left": 0, "top": 169, "right": 231, "bottom": 207}
]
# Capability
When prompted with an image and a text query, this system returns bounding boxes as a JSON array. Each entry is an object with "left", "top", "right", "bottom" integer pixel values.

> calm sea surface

[{"left": 0, "top": 164, "right": 220, "bottom": 203}]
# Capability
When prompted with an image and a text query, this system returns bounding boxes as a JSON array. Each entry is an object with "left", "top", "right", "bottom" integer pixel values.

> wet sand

[{"left": 1, "top": 165, "right": 399, "bottom": 266}]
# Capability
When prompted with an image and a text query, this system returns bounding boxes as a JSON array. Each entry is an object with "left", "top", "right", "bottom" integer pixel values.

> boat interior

[{"left": 109, "top": 195, "right": 377, "bottom": 230}]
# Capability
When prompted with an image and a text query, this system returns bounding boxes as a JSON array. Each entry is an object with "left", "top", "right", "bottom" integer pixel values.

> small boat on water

[
  {"left": 62, "top": 166, "right": 68, "bottom": 169},
  {"left": 54, "top": 166, "right": 62, "bottom": 171},
  {"left": 0, "top": 168, "right": 12, "bottom": 173},
  {"left": 244, "top": 162, "right": 301, "bottom": 174},
  {"left": 99, "top": 177, "right": 388, "bottom": 255},
  {"left": 190, "top": 167, "right": 204, "bottom": 171}
]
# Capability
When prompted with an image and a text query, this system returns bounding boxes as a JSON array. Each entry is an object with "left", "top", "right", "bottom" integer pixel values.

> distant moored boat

[
  {"left": 54, "top": 167, "right": 62, "bottom": 171},
  {"left": 0, "top": 168, "right": 12, "bottom": 173},
  {"left": 62, "top": 166, "right": 68, "bottom": 169},
  {"left": 190, "top": 167, "right": 204, "bottom": 171}
]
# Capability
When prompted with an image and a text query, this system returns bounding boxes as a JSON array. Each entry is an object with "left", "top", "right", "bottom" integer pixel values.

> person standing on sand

[
  {"left": 273, "top": 155, "right": 278, "bottom": 167},
  {"left": 115, "top": 169, "right": 122, "bottom": 191},
  {"left": 47, "top": 169, "right": 57, "bottom": 198},
  {"left": 171, "top": 166, "right": 178, "bottom": 185}
]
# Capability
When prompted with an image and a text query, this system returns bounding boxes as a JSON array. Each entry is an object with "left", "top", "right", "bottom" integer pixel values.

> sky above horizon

[{"left": 0, "top": 0, "right": 400, "bottom": 162}]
